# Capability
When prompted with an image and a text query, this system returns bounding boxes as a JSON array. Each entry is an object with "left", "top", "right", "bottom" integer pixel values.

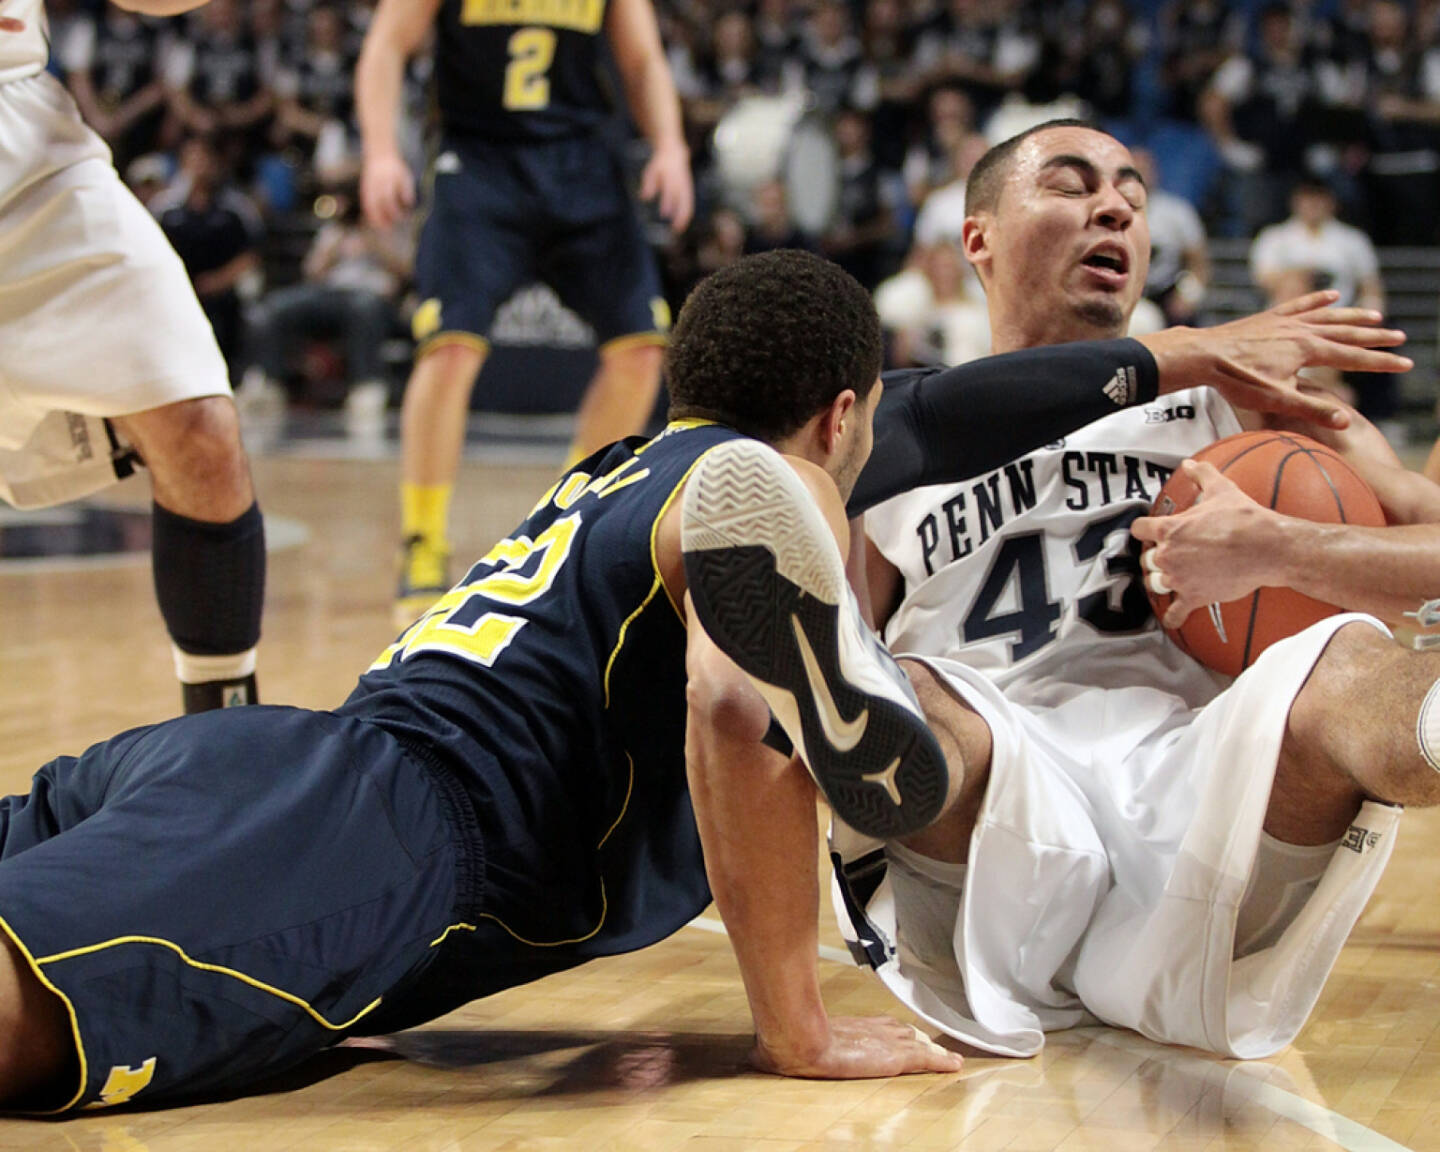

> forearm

[
  {"left": 197, "top": 251, "right": 257, "bottom": 296},
  {"left": 1269, "top": 519, "right": 1440, "bottom": 625},
  {"left": 621, "top": 51, "right": 686, "bottom": 153},
  {"left": 684, "top": 644, "right": 831, "bottom": 1061},
  {"left": 356, "top": 37, "right": 408, "bottom": 159},
  {"left": 849, "top": 339, "right": 1159, "bottom": 514},
  {"left": 687, "top": 728, "right": 830, "bottom": 1054}
]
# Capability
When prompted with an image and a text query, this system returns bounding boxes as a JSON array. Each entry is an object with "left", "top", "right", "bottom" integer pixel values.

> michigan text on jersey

[{"left": 462, "top": 0, "right": 605, "bottom": 33}]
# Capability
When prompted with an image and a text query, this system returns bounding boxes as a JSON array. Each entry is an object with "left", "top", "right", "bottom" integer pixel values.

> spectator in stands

[
  {"left": 60, "top": 5, "right": 170, "bottom": 172},
  {"left": 270, "top": 4, "right": 360, "bottom": 188},
  {"left": 752, "top": 0, "right": 800, "bottom": 85},
  {"left": 241, "top": 189, "right": 409, "bottom": 417},
  {"left": 819, "top": 105, "right": 894, "bottom": 291},
  {"left": 742, "top": 178, "right": 812, "bottom": 254},
  {"left": 1200, "top": 2, "right": 1319, "bottom": 236},
  {"left": 696, "top": 206, "right": 749, "bottom": 277},
  {"left": 1360, "top": 0, "right": 1440, "bottom": 246},
  {"left": 1250, "top": 175, "right": 1396, "bottom": 429},
  {"left": 154, "top": 135, "right": 264, "bottom": 376},
  {"left": 790, "top": 0, "right": 877, "bottom": 116},
  {"left": 125, "top": 151, "right": 174, "bottom": 211},
  {"left": 162, "top": 0, "right": 275, "bottom": 174},
  {"left": 910, "top": 0, "right": 1040, "bottom": 122},
  {"left": 1051, "top": 0, "right": 1149, "bottom": 121},
  {"left": 902, "top": 83, "right": 975, "bottom": 208},
  {"left": 678, "top": 8, "right": 770, "bottom": 139},
  {"left": 874, "top": 239, "right": 989, "bottom": 368},
  {"left": 910, "top": 128, "right": 988, "bottom": 253},
  {"left": 860, "top": 0, "right": 924, "bottom": 173},
  {"left": 1251, "top": 177, "right": 1383, "bottom": 311},
  {"left": 1134, "top": 147, "right": 1211, "bottom": 325},
  {"left": 1159, "top": 0, "right": 1245, "bottom": 122}
]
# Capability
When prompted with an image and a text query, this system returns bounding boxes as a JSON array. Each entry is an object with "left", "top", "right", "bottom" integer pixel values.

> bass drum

[{"left": 711, "top": 93, "right": 840, "bottom": 235}]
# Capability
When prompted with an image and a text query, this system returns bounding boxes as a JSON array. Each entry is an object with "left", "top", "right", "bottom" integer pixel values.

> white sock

[{"left": 173, "top": 646, "right": 258, "bottom": 685}]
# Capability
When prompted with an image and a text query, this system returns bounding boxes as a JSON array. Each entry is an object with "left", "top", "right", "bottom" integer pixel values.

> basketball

[{"left": 1144, "top": 430, "right": 1385, "bottom": 677}]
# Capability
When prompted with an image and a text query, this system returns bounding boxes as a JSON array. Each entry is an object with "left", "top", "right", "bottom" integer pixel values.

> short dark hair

[
  {"left": 665, "top": 250, "right": 882, "bottom": 442},
  {"left": 965, "top": 118, "right": 1102, "bottom": 215}
]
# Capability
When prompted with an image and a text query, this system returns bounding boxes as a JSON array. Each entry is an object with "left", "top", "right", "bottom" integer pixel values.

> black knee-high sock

[{"left": 151, "top": 500, "right": 265, "bottom": 711}]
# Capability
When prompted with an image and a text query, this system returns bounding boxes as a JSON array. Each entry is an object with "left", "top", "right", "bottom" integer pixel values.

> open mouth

[{"left": 1081, "top": 250, "right": 1128, "bottom": 275}]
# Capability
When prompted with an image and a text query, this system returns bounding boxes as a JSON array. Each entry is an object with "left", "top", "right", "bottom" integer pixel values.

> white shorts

[
  {"left": 831, "top": 614, "right": 1401, "bottom": 1059},
  {"left": 0, "top": 73, "right": 230, "bottom": 508}
]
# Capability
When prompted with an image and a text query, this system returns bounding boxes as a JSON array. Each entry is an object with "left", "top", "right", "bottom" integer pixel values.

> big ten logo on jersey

[
  {"left": 372, "top": 454, "right": 649, "bottom": 671},
  {"left": 85, "top": 1057, "right": 157, "bottom": 1109},
  {"left": 1145, "top": 403, "right": 1197, "bottom": 424}
]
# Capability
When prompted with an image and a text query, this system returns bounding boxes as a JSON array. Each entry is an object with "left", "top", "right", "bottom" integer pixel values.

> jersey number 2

[
  {"left": 372, "top": 514, "right": 581, "bottom": 670},
  {"left": 504, "top": 27, "right": 557, "bottom": 110}
]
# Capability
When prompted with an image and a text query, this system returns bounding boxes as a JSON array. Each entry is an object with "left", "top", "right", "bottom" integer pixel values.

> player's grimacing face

[{"left": 982, "top": 128, "right": 1149, "bottom": 342}]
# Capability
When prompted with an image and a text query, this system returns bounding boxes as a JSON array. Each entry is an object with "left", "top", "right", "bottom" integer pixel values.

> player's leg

[
  {"left": 112, "top": 397, "right": 264, "bottom": 713},
  {"left": 395, "top": 142, "right": 529, "bottom": 625},
  {"left": 0, "top": 113, "right": 264, "bottom": 712},
  {"left": 0, "top": 936, "right": 71, "bottom": 1107},
  {"left": 893, "top": 659, "right": 993, "bottom": 864},
  {"left": 395, "top": 340, "right": 487, "bottom": 625},
  {"left": 542, "top": 141, "right": 669, "bottom": 469},
  {"left": 1271, "top": 620, "right": 1440, "bottom": 843},
  {"left": 681, "top": 438, "right": 951, "bottom": 838},
  {"left": 568, "top": 339, "right": 665, "bottom": 468},
  {"left": 0, "top": 709, "right": 463, "bottom": 1112}
]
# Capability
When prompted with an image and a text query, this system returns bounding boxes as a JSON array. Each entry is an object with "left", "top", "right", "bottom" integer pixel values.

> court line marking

[{"left": 685, "top": 914, "right": 1415, "bottom": 1152}]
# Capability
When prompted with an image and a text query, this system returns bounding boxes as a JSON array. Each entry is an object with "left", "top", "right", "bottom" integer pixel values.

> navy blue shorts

[
  {"left": 0, "top": 708, "right": 466, "bottom": 1113},
  {"left": 412, "top": 134, "right": 668, "bottom": 353}
]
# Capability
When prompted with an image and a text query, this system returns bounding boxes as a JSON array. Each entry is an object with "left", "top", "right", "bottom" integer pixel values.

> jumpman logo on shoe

[
  {"left": 862, "top": 757, "right": 904, "bottom": 806},
  {"left": 792, "top": 613, "right": 869, "bottom": 753}
]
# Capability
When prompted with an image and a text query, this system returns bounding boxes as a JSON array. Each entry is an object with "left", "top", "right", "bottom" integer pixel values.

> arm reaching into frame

[
  {"left": 1132, "top": 459, "right": 1440, "bottom": 634},
  {"left": 849, "top": 291, "right": 1410, "bottom": 516}
]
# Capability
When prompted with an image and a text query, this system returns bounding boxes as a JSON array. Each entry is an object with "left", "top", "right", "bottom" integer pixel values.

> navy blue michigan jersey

[
  {"left": 436, "top": 0, "right": 613, "bottom": 140},
  {"left": 340, "top": 421, "right": 744, "bottom": 954}
]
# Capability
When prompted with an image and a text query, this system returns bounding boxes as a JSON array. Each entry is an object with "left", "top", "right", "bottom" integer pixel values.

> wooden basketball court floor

[{"left": 1, "top": 423, "right": 1438, "bottom": 1152}]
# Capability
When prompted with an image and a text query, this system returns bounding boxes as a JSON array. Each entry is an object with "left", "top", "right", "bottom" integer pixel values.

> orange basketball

[{"left": 1144, "top": 430, "right": 1385, "bottom": 677}]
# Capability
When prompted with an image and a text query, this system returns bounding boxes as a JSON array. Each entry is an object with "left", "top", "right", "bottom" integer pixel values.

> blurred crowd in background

[{"left": 46, "top": 0, "right": 1440, "bottom": 421}]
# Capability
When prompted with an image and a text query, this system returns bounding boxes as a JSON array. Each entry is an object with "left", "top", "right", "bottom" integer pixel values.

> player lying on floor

[{"left": 684, "top": 124, "right": 1440, "bottom": 1066}]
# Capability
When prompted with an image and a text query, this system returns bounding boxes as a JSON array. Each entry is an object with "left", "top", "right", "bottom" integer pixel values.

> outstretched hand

[
  {"left": 752, "top": 1016, "right": 964, "bottom": 1079},
  {"left": 1139, "top": 291, "right": 1411, "bottom": 430},
  {"left": 1132, "top": 460, "right": 1282, "bottom": 627}
]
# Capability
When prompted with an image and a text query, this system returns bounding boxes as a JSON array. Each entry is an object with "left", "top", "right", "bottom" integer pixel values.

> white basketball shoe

[{"left": 681, "top": 438, "right": 949, "bottom": 838}]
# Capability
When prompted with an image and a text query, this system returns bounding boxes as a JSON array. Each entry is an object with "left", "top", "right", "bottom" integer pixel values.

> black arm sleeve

[{"left": 847, "top": 338, "right": 1160, "bottom": 516}]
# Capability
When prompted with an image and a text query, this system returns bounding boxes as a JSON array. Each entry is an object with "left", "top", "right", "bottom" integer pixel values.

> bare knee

[
  {"left": 115, "top": 396, "right": 253, "bottom": 519},
  {"left": 412, "top": 341, "right": 485, "bottom": 387},
  {"left": 1274, "top": 621, "right": 1440, "bottom": 841},
  {"left": 598, "top": 343, "right": 663, "bottom": 389},
  {"left": 0, "top": 933, "right": 74, "bottom": 1107}
]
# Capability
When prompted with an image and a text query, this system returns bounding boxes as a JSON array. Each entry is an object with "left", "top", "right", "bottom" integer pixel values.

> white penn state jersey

[
  {"left": 866, "top": 385, "right": 1243, "bottom": 707},
  {"left": 0, "top": 1, "right": 50, "bottom": 85}
]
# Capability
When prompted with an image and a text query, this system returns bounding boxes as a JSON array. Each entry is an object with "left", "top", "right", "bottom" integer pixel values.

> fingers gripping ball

[{"left": 1144, "top": 430, "right": 1385, "bottom": 676}]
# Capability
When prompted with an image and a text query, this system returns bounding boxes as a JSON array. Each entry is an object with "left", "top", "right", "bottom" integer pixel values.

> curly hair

[{"left": 664, "top": 250, "right": 882, "bottom": 443}]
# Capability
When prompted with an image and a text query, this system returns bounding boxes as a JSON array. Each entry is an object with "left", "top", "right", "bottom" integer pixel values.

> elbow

[
  {"left": 686, "top": 639, "right": 773, "bottom": 745},
  {"left": 686, "top": 673, "right": 771, "bottom": 745}
]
